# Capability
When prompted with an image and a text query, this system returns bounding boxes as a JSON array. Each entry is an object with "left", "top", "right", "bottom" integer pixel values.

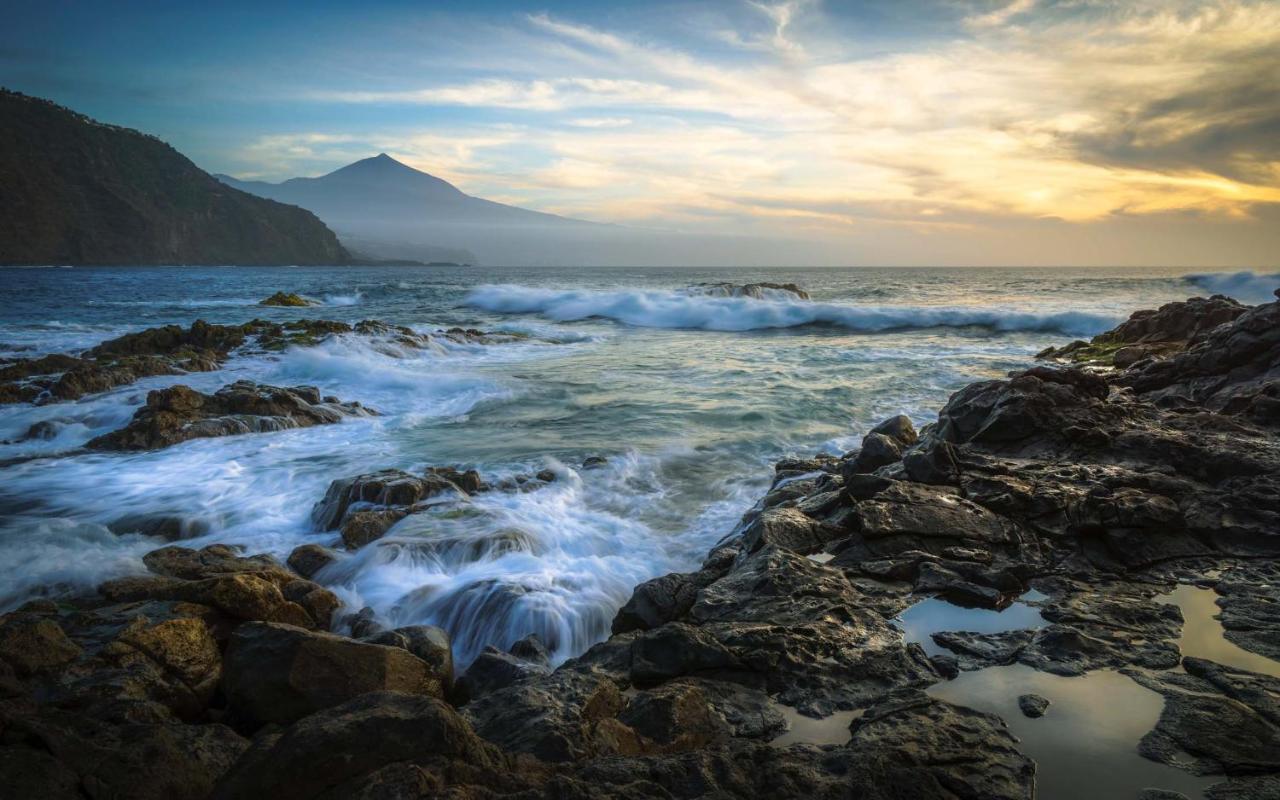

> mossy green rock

[{"left": 260, "top": 292, "right": 315, "bottom": 307}]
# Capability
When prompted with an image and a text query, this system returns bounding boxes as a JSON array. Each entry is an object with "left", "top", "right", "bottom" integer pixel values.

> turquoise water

[{"left": 0, "top": 265, "right": 1270, "bottom": 665}]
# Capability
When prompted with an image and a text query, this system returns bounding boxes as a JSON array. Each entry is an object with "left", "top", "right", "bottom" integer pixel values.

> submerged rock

[{"left": 86, "top": 380, "right": 376, "bottom": 451}]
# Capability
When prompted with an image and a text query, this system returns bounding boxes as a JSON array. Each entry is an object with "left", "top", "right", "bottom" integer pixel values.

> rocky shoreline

[{"left": 1, "top": 290, "right": 1278, "bottom": 798}]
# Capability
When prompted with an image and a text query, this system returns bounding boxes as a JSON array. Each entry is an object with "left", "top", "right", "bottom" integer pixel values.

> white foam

[
  {"left": 466, "top": 285, "right": 1117, "bottom": 337},
  {"left": 1185, "top": 270, "right": 1280, "bottom": 304},
  {"left": 322, "top": 291, "right": 363, "bottom": 306},
  {"left": 0, "top": 517, "right": 156, "bottom": 610},
  {"left": 316, "top": 451, "right": 756, "bottom": 668}
]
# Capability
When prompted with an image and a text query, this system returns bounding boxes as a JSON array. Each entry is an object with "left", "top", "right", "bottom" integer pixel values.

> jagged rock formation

[
  {"left": 2, "top": 292, "right": 1279, "bottom": 798},
  {"left": 86, "top": 381, "right": 376, "bottom": 451},
  {"left": 0, "top": 89, "right": 349, "bottom": 266},
  {"left": 1037, "top": 294, "right": 1249, "bottom": 367},
  {"left": 0, "top": 317, "right": 537, "bottom": 405}
]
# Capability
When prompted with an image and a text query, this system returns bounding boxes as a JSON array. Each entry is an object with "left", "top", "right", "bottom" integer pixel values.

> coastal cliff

[
  {"left": 1, "top": 290, "right": 1278, "bottom": 798},
  {"left": 0, "top": 90, "right": 349, "bottom": 266}
]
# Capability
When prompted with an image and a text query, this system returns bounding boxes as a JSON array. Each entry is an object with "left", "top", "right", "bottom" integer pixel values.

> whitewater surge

[
  {"left": 1185, "top": 270, "right": 1280, "bottom": 305},
  {"left": 465, "top": 285, "right": 1118, "bottom": 336},
  {"left": 7, "top": 264, "right": 1211, "bottom": 669}
]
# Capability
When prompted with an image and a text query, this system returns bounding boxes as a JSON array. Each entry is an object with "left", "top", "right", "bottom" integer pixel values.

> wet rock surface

[
  {"left": 87, "top": 380, "right": 376, "bottom": 451},
  {"left": 3, "top": 291, "right": 1280, "bottom": 798},
  {"left": 1037, "top": 294, "right": 1248, "bottom": 367},
  {"left": 0, "top": 320, "right": 243, "bottom": 404},
  {"left": 0, "top": 316, "right": 544, "bottom": 406},
  {"left": 258, "top": 291, "right": 316, "bottom": 307}
]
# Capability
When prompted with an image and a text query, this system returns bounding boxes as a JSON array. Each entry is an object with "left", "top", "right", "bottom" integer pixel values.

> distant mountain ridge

[
  {"left": 0, "top": 89, "right": 350, "bottom": 266},
  {"left": 217, "top": 155, "right": 606, "bottom": 266}
]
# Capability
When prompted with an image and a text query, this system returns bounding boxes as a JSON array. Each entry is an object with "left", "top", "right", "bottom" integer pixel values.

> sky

[{"left": 4, "top": 0, "right": 1280, "bottom": 266}]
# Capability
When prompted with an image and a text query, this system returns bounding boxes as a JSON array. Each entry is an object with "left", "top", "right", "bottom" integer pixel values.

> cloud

[
  {"left": 271, "top": 0, "right": 1280, "bottom": 247},
  {"left": 567, "top": 117, "right": 633, "bottom": 128},
  {"left": 965, "top": 0, "right": 1037, "bottom": 29}
]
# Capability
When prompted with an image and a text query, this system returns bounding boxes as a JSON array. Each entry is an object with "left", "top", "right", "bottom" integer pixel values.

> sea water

[{"left": 0, "top": 265, "right": 1272, "bottom": 667}]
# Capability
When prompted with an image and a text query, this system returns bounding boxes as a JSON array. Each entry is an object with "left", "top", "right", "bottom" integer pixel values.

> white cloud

[{"left": 269, "top": 0, "right": 1280, "bottom": 242}]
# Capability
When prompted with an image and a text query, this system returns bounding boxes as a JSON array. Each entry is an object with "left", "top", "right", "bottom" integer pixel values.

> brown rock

[
  {"left": 222, "top": 622, "right": 450, "bottom": 727},
  {"left": 0, "top": 615, "right": 82, "bottom": 676}
]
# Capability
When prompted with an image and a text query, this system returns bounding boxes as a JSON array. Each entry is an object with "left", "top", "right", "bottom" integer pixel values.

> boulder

[
  {"left": 222, "top": 622, "right": 449, "bottom": 727},
  {"left": 871, "top": 414, "right": 919, "bottom": 446},
  {"left": 612, "top": 571, "right": 715, "bottom": 635},
  {"left": 310, "top": 468, "right": 469, "bottom": 534},
  {"left": 848, "top": 432, "right": 904, "bottom": 474},
  {"left": 0, "top": 707, "right": 248, "bottom": 800},
  {"left": 0, "top": 615, "right": 81, "bottom": 676},
  {"left": 363, "top": 625, "right": 454, "bottom": 691},
  {"left": 739, "top": 506, "right": 835, "bottom": 555},
  {"left": 286, "top": 543, "right": 338, "bottom": 579},
  {"left": 340, "top": 508, "right": 408, "bottom": 549},
  {"left": 210, "top": 692, "right": 511, "bottom": 800},
  {"left": 1040, "top": 295, "right": 1248, "bottom": 366}
]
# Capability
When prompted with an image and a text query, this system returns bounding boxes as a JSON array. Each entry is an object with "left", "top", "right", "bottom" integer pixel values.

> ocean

[{"left": 1, "top": 265, "right": 1275, "bottom": 666}]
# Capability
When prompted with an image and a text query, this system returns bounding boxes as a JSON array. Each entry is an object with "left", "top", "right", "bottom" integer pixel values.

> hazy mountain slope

[
  {"left": 219, "top": 154, "right": 587, "bottom": 227},
  {"left": 0, "top": 89, "right": 349, "bottom": 266},
  {"left": 218, "top": 155, "right": 612, "bottom": 266}
]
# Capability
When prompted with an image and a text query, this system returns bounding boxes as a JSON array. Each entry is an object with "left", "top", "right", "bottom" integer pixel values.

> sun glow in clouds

[{"left": 290, "top": 1, "right": 1280, "bottom": 240}]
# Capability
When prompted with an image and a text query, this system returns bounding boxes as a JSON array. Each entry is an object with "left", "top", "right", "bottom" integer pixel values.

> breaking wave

[
  {"left": 466, "top": 285, "right": 1116, "bottom": 337},
  {"left": 1185, "top": 271, "right": 1280, "bottom": 305},
  {"left": 322, "top": 291, "right": 363, "bottom": 306}
]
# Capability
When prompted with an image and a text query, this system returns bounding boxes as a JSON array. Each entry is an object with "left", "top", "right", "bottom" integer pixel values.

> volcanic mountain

[{"left": 217, "top": 155, "right": 604, "bottom": 265}]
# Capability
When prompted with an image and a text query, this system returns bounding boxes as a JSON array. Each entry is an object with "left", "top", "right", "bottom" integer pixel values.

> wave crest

[
  {"left": 465, "top": 285, "right": 1116, "bottom": 337},
  {"left": 1185, "top": 271, "right": 1280, "bottom": 304}
]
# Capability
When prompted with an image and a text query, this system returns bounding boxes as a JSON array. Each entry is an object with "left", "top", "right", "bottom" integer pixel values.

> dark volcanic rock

[
  {"left": 0, "top": 706, "right": 248, "bottom": 800},
  {"left": 9, "top": 291, "right": 1280, "bottom": 799},
  {"left": 457, "top": 642, "right": 551, "bottom": 701},
  {"left": 211, "top": 692, "right": 513, "bottom": 800},
  {"left": 0, "top": 320, "right": 246, "bottom": 405},
  {"left": 1017, "top": 693, "right": 1049, "bottom": 717},
  {"left": 1135, "top": 659, "right": 1280, "bottom": 776},
  {"left": 310, "top": 467, "right": 478, "bottom": 549},
  {"left": 99, "top": 544, "right": 339, "bottom": 630},
  {"left": 222, "top": 622, "right": 451, "bottom": 727},
  {"left": 1039, "top": 295, "right": 1248, "bottom": 366},
  {"left": 87, "top": 380, "right": 375, "bottom": 451}
]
